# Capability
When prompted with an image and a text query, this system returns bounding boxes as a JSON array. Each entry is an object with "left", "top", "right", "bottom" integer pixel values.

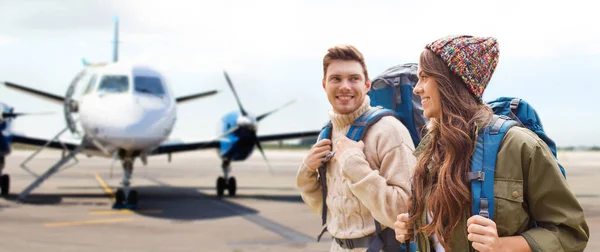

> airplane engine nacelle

[
  {"left": 64, "top": 69, "right": 86, "bottom": 135},
  {"left": 0, "top": 103, "right": 14, "bottom": 156}
]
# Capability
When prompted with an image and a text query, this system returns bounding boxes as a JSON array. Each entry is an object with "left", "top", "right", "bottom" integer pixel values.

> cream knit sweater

[{"left": 297, "top": 96, "right": 416, "bottom": 239}]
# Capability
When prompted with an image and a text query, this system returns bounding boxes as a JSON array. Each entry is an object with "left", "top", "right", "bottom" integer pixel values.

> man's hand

[
  {"left": 334, "top": 136, "right": 364, "bottom": 161},
  {"left": 304, "top": 139, "right": 332, "bottom": 172},
  {"left": 394, "top": 213, "right": 414, "bottom": 242},
  {"left": 467, "top": 215, "right": 505, "bottom": 252}
]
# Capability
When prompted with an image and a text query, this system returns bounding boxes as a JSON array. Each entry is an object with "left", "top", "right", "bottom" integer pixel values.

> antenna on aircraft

[{"left": 112, "top": 16, "right": 119, "bottom": 63}]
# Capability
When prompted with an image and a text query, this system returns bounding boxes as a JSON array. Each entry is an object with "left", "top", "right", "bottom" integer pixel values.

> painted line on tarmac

[
  {"left": 144, "top": 177, "right": 314, "bottom": 243},
  {"left": 93, "top": 172, "right": 115, "bottom": 200},
  {"left": 229, "top": 237, "right": 332, "bottom": 247},
  {"left": 210, "top": 199, "right": 314, "bottom": 243},
  {"left": 44, "top": 218, "right": 133, "bottom": 227},
  {"left": 89, "top": 209, "right": 163, "bottom": 215}
]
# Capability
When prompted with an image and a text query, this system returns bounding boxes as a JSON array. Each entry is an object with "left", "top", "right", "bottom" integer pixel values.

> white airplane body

[{"left": 78, "top": 63, "right": 176, "bottom": 153}]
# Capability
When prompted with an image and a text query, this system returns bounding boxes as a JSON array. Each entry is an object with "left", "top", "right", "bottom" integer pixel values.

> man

[{"left": 297, "top": 45, "right": 416, "bottom": 251}]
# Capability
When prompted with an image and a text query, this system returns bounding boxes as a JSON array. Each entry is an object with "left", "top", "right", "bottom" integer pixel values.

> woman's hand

[{"left": 467, "top": 215, "right": 504, "bottom": 252}]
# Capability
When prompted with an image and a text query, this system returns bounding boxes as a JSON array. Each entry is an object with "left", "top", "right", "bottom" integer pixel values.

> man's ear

[
  {"left": 322, "top": 79, "right": 326, "bottom": 90},
  {"left": 365, "top": 79, "right": 371, "bottom": 90}
]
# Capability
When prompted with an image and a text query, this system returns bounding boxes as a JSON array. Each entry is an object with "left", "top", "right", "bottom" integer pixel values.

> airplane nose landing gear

[
  {"left": 113, "top": 159, "right": 138, "bottom": 209},
  {"left": 216, "top": 160, "right": 236, "bottom": 197}
]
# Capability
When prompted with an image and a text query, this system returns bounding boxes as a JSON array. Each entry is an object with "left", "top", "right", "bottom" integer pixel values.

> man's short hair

[{"left": 322, "top": 45, "right": 368, "bottom": 80}]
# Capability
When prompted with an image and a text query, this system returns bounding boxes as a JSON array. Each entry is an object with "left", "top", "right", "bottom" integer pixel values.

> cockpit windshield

[
  {"left": 134, "top": 76, "right": 165, "bottom": 96},
  {"left": 98, "top": 75, "right": 129, "bottom": 94}
]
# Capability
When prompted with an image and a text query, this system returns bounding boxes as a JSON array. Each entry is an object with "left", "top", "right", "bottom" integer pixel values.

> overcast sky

[{"left": 0, "top": 0, "right": 598, "bottom": 147}]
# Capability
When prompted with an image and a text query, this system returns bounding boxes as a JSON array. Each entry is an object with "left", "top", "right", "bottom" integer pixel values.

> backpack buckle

[
  {"left": 321, "top": 151, "right": 335, "bottom": 163},
  {"left": 479, "top": 198, "right": 490, "bottom": 218},
  {"left": 468, "top": 171, "right": 485, "bottom": 181},
  {"left": 510, "top": 99, "right": 520, "bottom": 110}
]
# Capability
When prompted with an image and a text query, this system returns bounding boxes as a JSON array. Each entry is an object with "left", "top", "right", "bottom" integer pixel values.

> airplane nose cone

[{"left": 79, "top": 95, "right": 175, "bottom": 150}]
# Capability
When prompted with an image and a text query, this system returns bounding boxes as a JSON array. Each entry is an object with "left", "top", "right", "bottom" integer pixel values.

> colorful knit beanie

[{"left": 425, "top": 35, "right": 499, "bottom": 103}]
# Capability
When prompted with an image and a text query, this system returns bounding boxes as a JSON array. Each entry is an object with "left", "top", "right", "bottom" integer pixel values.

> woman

[{"left": 394, "top": 35, "right": 589, "bottom": 252}]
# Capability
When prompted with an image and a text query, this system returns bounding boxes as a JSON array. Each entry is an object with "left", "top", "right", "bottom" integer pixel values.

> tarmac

[{"left": 0, "top": 149, "right": 598, "bottom": 251}]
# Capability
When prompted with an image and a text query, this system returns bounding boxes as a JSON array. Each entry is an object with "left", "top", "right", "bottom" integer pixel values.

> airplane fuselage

[{"left": 78, "top": 63, "right": 176, "bottom": 155}]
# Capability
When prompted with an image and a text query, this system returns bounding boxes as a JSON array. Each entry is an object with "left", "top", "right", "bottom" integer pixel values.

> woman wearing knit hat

[{"left": 393, "top": 36, "right": 589, "bottom": 251}]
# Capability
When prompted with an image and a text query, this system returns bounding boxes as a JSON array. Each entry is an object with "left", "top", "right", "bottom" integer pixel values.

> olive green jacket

[{"left": 413, "top": 126, "right": 589, "bottom": 252}]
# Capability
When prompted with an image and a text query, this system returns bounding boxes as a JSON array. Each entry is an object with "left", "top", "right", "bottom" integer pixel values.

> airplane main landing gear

[
  {"left": 216, "top": 176, "right": 236, "bottom": 197},
  {"left": 113, "top": 159, "right": 138, "bottom": 209},
  {"left": 0, "top": 156, "right": 8, "bottom": 196},
  {"left": 216, "top": 160, "right": 237, "bottom": 197},
  {"left": 227, "top": 177, "right": 236, "bottom": 196},
  {"left": 0, "top": 174, "right": 9, "bottom": 196}
]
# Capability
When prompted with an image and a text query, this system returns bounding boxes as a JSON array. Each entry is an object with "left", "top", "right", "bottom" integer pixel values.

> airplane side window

[
  {"left": 83, "top": 74, "right": 97, "bottom": 95},
  {"left": 98, "top": 75, "right": 129, "bottom": 94},
  {"left": 134, "top": 76, "right": 165, "bottom": 96}
]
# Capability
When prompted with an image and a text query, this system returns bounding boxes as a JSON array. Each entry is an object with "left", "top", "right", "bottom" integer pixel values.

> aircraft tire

[
  {"left": 227, "top": 177, "right": 236, "bottom": 197},
  {"left": 115, "top": 189, "right": 126, "bottom": 204},
  {"left": 217, "top": 177, "right": 226, "bottom": 197},
  {"left": 127, "top": 190, "right": 138, "bottom": 205},
  {"left": 0, "top": 174, "right": 9, "bottom": 196}
]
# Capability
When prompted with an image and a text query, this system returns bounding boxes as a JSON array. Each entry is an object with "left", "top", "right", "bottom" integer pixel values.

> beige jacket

[{"left": 297, "top": 96, "right": 416, "bottom": 239}]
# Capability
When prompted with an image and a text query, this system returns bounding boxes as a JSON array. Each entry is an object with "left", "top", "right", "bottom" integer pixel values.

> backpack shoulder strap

[
  {"left": 343, "top": 107, "right": 414, "bottom": 251},
  {"left": 470, "top": 115, "right": 518, "bottom": 220},
  {"left": 347, "top": 107, "right": 398, "bottom": 141},
  {"left": 317, "top": 121, "right": 333, "bottom": 142},
  {"left": 316, "top": 121, "right": 332, "bottom": 241}
]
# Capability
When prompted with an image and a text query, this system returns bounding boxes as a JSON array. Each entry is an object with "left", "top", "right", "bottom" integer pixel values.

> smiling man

[{"left": 296, "top": 45, "right": 416, "bottom": 252}]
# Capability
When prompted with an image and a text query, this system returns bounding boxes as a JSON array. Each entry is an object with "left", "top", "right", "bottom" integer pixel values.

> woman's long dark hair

[{"left": 410, "top": 49, "right": 493, "bottom": 251}]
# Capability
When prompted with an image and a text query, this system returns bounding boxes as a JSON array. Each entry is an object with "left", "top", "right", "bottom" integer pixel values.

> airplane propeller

[
  {"left": 64, "top": 69, "right": 87, "bottom": 136},
  {"left": 214, "top": 125, "right": 241, "bottom": 142},
  {"left": 2, "top": 111, "right": 55, "bottom": 119},
  {"left": 223, "top": 71, "right": 248, "bottom": 116},
  {"left": 253, "top": 138, "right": 273, "bottom": 173},
  {"left": 256, "top": 99, "right": 296, "bottom": 122},
  {"left": 221, "top": 71, "right": 299, "bottom": 172}
]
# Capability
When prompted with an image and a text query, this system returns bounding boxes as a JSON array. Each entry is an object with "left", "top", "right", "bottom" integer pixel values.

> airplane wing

[
  {"left": 11, "top": 134, "right": 78, "bottom": 150},
  {"left": 150, "top": 139, "right": 220, "bottom": 155},
  {"left": 3, "top": 82, "right": 65, "bottom": 104},
  {"left": 257, "top": 130, "right": 320, "bottom": 142},
  {"left": 151, "top": 130, "right": 320, "bottom": 155},
  {"left": 10, "top": 133, "right": 107, "bottom": 157}
]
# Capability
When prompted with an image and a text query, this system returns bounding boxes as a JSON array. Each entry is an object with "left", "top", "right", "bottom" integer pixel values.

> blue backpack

[
  {"left": 368, "top": 63, "right": 428, "bottom": 147},
  {"left": 315, "top": 63, "right": 425, "bottom": 252},
  {"left": 470, "top": 97, "right": 566, "bottom": 220}
]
